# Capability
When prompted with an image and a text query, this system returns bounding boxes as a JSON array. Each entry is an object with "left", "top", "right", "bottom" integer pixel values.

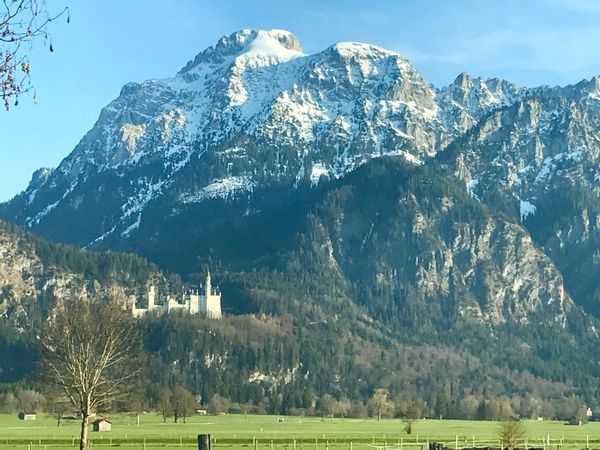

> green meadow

[{"left": 0, "top": 414, "right": 599, "bottom": 450}]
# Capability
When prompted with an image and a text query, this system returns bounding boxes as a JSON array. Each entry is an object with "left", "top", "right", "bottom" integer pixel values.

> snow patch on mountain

[
  {"left": 466, "top": 179, "right": 479, "bottom": 198},
  {"left": 122, "top": 213, "right": 142, "bottom": 237},
  {"left": 26, "top": 200, "right": 59, "bottom": 227},
  {"left": 239, "top": 29, "right": 304, "bottom": 62},
  {"left": 310, "top": 163, "right": 330, "bottom": 186},
  {"left": 534, "top": 150, "right": 584, "bottom": 185},
  {"left": 519, "top": 200, "right": 537, "bottom": 222},
  {"left": 181, "top": 176, "right": 255, "bottom": 203}
]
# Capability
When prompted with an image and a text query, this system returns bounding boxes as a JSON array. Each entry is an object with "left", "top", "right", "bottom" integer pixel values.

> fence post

[{"left": 198, "top": 434, "right": 211, "bottom": 450}]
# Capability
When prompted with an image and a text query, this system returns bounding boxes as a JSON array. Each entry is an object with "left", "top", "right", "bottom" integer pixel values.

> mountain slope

[
  {"left": 438, "top": 76, "right": 600, "bottom": 316},
  {"left": 1, "top": 157, "right": 599, "bottom": 411},
  {"left": 0, "top": 220, "right": 170, "bottom": 382},
  {"left": 138, "top": 158, "right": 600, "bottom": 412},
  {"left": 0, "top": 219, "right": 174, "bottom": 320}
]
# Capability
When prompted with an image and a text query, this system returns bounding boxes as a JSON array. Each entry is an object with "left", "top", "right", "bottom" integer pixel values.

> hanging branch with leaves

[{"left": 1, "top": 0, "right": 69, "bottom": 109}]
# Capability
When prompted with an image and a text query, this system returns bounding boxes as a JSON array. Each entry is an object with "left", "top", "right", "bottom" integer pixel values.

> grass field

[{"left": 0, "top": 413, "right": 599, "bottom": 450}]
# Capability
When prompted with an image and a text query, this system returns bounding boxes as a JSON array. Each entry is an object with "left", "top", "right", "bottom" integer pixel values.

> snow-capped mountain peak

[
  {"left": 1, "top": 29, "right": 572, "bottom": 249},
  {"left": 179, "top": 29, "right": 304, "bottom": 75}
]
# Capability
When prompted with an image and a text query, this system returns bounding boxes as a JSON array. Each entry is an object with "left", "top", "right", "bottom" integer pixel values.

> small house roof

[{"left": 92, "top": 419, "right": 111, "bottom": 424}]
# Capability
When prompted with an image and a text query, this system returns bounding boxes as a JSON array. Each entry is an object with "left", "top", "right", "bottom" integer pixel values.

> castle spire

[{"left": 206, "top": 268, "right": 212, "bottom": 296}]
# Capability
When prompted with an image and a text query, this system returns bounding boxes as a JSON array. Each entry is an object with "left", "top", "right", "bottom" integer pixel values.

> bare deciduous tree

[
  {"left": 401, "top": 401, "right": 422, "bottom": 435},
  {"left": 172, "top": 385, "right": 196, "bottom": 423},
  {"left": 158, "top": 387, "right": 172, "bottom": 423},
  {"left": 1, "top": 0, "right": 69, "bottom": 109},
  {"left": 16, "top": 388, "right": 45, "bottom": 412},
  {"left": 498, "top": 420, "right": 526, "bottom": 450},
  {"left": 46, "top": 390, "right": 71, "bottom": 427},
  {"left": 41, "top": 298, "right": 144, "bottom": 450},
  {"left": 368, "top": 388, "right": 392, "bottom": 421}
]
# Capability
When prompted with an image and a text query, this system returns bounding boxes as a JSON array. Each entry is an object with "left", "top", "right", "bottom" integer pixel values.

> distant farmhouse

[
  {"left": 92, "top": 419, "right": 111, "bottom": 432},
  {"left": 130, "top": 270, "right": 222, "bottom": 319}
]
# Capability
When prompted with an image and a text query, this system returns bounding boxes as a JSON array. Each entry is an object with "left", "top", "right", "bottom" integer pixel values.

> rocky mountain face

[
  {"left": 439, "top": 76, "right": 600, "bottom": 315},
  {"left": 0, "top": 220, "right": 171, "bottom": 383},
  {"left": 167, "top": 159, "right": 598, "bottom": 407},
  {"left": 309, "top": 160, "right": 576, "bottom": 327}
]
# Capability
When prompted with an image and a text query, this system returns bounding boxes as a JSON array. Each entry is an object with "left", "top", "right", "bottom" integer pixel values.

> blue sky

[{"left": 1, "top": 0, "right": 600, "bottom": 201}]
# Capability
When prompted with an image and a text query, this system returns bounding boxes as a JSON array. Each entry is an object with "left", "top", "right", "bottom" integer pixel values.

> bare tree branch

[
  {"left": 1, "top": 0, "right": 68, "bottom": 109},
  {"left": 40, "top": 298, "right": 144, "bottom": 450}
]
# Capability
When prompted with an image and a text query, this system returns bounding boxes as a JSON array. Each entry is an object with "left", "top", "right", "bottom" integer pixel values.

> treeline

[
  {"left": 129, "top": 311, "right": 596, "bottom": 420},
  {"left": 0, "top": 382, "right": 590, "bottom": 422},
  {"left": 7, "top": 306, "right": 588, "bottom": 420}
]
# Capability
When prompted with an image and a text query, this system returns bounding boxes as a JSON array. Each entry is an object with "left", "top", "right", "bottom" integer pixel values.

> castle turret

[
  {"left": 188, "top": 288, "right": 199, "bottom": 315},
  {"left": 202, "top": 268, "right": 221, "bottom": 319},
  {"left": 206, "top": 270, "right": 212, "bottom": 297},
  {"left": 148, "top": 285, "right": 156, "bottom": 310}
]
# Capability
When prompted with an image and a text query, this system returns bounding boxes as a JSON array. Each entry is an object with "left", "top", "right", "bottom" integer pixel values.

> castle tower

[
  {"left": 148, "top": 285, "right": 156, "bottom": 311},
  {"left": 200, "top": 269, "right": 222, "bottom": 319},
  {"left": 188, "top": 288, "right": 199, "bottom": 315}
]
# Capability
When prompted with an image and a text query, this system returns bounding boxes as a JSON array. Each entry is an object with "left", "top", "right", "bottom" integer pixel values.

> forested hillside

[{"left": 0, "top": 220, "right": 171, "bottom": 382}]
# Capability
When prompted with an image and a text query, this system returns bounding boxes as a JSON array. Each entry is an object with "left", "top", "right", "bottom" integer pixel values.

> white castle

[{"left": 130, "top": 270, "right": 222, "bottom": 319}]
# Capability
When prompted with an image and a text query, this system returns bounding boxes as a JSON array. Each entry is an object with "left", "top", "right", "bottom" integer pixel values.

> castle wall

[
  {"left": 166, "top": 296, "right": 187, "bottom": 313},
  {"left": 189, "top": 293, "right": 199, "bottom": 315},
  {"left": 205, "top": 292, "right": 222, "bottom": 319}
]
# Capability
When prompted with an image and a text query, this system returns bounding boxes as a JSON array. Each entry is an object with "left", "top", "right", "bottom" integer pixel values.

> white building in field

[{"left": 130, "top": 270, "right": 222, "bottom": 319}]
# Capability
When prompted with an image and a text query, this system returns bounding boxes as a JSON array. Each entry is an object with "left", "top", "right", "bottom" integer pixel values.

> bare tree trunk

[
  {"left": 80, "top": 413, "right": 89, "bottom": 450},
  {"left": 41, "top": 298, "right": 144, "bottom": 450}
]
